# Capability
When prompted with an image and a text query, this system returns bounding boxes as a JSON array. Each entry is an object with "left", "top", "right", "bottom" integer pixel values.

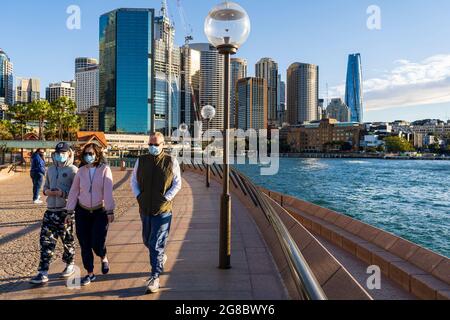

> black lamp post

[{"left": 204, "top": 1, "right": 251, "bottom": 270}]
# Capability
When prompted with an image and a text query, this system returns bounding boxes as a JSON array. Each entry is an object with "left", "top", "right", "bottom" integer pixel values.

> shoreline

[{"left": 280, "top": 153, "right": 450, "bottom": 161}]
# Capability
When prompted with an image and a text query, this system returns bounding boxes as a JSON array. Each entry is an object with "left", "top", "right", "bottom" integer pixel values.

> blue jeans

[
  {"left": 30, "top": 172, "right": 44, "bottom": 201},
  {"left": 140, "top": 212, "right": 172, "bottom": 278}
]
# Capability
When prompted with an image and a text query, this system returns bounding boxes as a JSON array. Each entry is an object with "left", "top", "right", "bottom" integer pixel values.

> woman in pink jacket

[{"left": 67, "top": 143, "right": 115, "bottom": 286}]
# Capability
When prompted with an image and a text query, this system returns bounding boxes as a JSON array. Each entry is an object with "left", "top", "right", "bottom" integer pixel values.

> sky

[{"left": 1, "top": 0, "right": 450, "bottom": 122}]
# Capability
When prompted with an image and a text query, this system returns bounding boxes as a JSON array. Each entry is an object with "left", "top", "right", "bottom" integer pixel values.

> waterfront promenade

[{"left": 0, "top": 169, "right": 287, "bottom": 300}]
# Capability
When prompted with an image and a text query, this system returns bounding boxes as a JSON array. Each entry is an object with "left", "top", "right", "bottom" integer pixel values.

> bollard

[{"left": 120, "top": 160, "right": 126, "bottom": 171}]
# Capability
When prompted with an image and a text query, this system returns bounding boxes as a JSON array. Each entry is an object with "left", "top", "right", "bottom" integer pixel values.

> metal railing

[{"left": 185, "top": 162, "right": 327, "bottom": 300}]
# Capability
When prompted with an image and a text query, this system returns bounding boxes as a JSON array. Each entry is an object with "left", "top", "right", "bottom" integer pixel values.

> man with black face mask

[
  {"left": 30, "top": 148, "right": 46, "bottom": 204},
  {"left": 131, "top": 132, "right": 182, "bottom": 294}
]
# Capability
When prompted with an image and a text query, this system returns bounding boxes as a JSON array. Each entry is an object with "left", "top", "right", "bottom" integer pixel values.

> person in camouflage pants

[
  {"left": 38, "top": 210, "right": 76, "bottom": 272},
  {"left": 30, "top": 142, "right": 78, "bottom": 285}
]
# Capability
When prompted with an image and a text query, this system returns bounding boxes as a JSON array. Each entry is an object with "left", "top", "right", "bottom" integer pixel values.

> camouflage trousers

[{"left": 38, "top": 210, "right": 76, "bottom": 272}]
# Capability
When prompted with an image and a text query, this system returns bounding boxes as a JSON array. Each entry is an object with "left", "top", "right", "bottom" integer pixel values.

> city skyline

[{"left": 1, "top": 0, "right": 450, "bottom": 122}]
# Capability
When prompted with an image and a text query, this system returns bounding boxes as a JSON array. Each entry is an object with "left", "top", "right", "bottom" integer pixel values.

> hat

[{"left": 55, "top": 142, "right": 70, "bottom": 153}]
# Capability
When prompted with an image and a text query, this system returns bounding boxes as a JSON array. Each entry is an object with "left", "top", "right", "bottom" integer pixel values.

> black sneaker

[
  {"left": 30, "top": 273, "right": 49, "bottom": 285},
  {"left": 81, "top": 274, "right": 96, "bottom": 286},
  {"left": 101, "top": 261, "right": 110, "bottom": 275}
]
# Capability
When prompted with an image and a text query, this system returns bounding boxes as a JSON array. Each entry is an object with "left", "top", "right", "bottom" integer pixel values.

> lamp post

[
  {"left": 205, "top": 1, "right": 250, "bottom": 269},
  {"left": 179, "top": 123, "right": 189, "bottom": 172},
  {"left": 201, "top": 105, "right": 216, "bottom": 188}
]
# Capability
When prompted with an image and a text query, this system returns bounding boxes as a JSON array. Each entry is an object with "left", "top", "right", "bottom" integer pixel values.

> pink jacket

[{"left": 67, "top": 164, "right": 115, "bottom": 214}]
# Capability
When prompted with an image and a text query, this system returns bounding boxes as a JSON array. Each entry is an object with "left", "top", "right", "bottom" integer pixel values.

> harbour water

[{"left": 236, "top": 159, "right": 450, "bottom": 258}]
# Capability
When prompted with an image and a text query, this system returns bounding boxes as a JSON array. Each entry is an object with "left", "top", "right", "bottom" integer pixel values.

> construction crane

[{"left": 176, "top": 0, "right": 194, "bottom": 46}]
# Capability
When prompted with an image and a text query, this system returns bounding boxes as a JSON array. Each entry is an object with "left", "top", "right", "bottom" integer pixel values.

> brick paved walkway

[{"left": 0, "top": 171, "right": 288, "bottom": 300}]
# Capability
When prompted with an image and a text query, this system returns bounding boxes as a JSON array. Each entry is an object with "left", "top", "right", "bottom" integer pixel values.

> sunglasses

[
  {"left": 84, "top": 152, "right": 95, "bottom": 156},
  {"left": 149, "top": 143, "right": 162, "bottom": 147}
]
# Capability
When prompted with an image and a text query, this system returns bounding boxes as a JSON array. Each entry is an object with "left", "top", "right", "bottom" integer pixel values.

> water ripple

[{"left": 237, "top": 159, "right": 450, "bottom": 258}]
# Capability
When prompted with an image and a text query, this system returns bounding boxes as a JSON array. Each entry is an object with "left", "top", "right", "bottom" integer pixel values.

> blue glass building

[
  {"left": 0, "top": 49, "right": 14, "bottom": 106},
  {"left": 99, "top": 9, "right": 154, "bottom": 133},
  {"left": 345, "top": 53, "right": 364, "bottom": 123}
]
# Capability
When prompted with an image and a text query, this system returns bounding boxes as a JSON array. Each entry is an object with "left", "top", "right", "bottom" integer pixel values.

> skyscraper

[
  {"left": 190, "top": 43, "right": 224, "bottom": 131},
  {"left": 180, "top": 46, "right": 201, "bottom": 128},
  {"left": 345, "top": 53, "right": 364, "bottom": 123},
  {"left": 326, "top": 98, "right": 351, "bottom": 123},
  {"left": 75, "top": 57, "right": 98, "bottom": 73},
  {"left": 255, "top": 58, "right": 278, "bottom": 126},
  {"left": 153, "top": 4, "right": 181, "bottom": 135},
  {"left": 277, "top": 76, "right": 286, "bottom": 125},
  {"left": 15, "top": 78, "right": 40, "bottom": 104},
  {"left": 287, "top": 63, "right": 319, "bottom": 125},
  {"left": 75, "top": 57, "right": 99, "bottom": 113},
  {"left": 0, "top": 49, "right": 14, "bottom": 106},
  {"left": 230, "top": 58, "right": 247, "bottom": 128},
  {"left": 236, "top": 77, "right": 268, "bottom": 130},
  {"left": 46, "top": 81, "right": 76, "bottom": 103},
  {"left": 99, "top": 8, "right": 155, "bottom": 134}
]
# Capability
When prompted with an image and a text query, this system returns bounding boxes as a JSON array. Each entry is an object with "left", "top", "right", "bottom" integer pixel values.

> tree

[
  {"left": 7, "top": 103, "right": 31, "bottom": 140},
  {"left": 0, "top": 120, "right": 13, "bottom": 140},
  {"left": 47, "top": 97, "right": 80, "bottom": 141},
  {"left": 384, "top": 136, "right": 414, "bottom": 153},
  {"left": 28, "top": 100, "right": 50, "bottom": 140}
]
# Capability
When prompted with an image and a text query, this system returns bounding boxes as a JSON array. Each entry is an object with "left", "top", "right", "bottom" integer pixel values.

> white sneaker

[
  {"left": 33, "top": 200, "right": 43, "bottom": 204},
  {"left": 61, "top": 264, "right": 75, "bottom": 278},
  {"left": 145, "top": 277, "right": 160, "bottom": 294}
]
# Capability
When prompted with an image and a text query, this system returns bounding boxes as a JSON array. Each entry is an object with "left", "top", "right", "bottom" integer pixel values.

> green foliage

[
  {"left": 0, "top": 120, "right": 13, "bottom": 140},
  {"left": 5, "top": 97, "right": 80, "bottom": 141},
  {"left": 384, "top": 136, "right": 414, "bottom": 153}
]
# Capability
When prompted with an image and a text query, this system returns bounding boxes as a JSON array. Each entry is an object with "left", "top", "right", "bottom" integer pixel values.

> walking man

[
  {"left": 30, "top": 148, "right": 46, "bottom": 204},
  {"left": 131, "top": 132, "right": 182, "bottom": 294}
]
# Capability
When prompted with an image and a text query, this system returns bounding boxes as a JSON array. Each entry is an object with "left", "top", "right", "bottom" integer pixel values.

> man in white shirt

[{"left": 130, "top": 132, "right": 181, "bottom": 294}]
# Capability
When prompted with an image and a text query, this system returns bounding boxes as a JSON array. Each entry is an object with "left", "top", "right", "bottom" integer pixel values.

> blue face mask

[
  {"left": 54, "top": 153, "right": 68, "bottom": 163},
  {"left": 149, "top": 145, "right": 162, "bottom": 156},
  {"left": 84, "top": 154, "right": 96, "bottom": 164}
]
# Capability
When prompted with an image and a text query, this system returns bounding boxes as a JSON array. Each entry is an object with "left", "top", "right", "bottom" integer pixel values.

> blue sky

[{"left": 1, "top": 0, "right": 450, "bottom": 122}]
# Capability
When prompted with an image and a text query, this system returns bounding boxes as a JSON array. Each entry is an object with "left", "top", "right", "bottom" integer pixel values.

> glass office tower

[
  {"left": 0, "top": 49, "right": 14, "bottom": 106},
  {"left": 99, "top": 9, "right": 154, "bottom": 133},
  {"left": 345, "top": 53, "right": 364, "bottom": 123}
]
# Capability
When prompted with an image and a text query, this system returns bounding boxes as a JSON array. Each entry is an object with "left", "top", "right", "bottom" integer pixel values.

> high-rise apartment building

[
  {"left": 75, "top": 58, "right": 99, "bottom": 113},
  {"left": 15, "top": 78, "right": 40, "bottom": 104},
  {"left": 230, "top": 58, "right": 247, "bottom": 128},
  {"left": 287, "top": 63, "right": 319, "bottom": 125},
  {"left": 153, "top": 5, "right": 181, "bottom": 135},
  {"left": 326, "top": 98, "right": 351, "bottom": 123},
  {"left": 75, "top": 57, "right": 98, "bottom": 73},
  {"left": 256, "top": 58, "right": 278, "bottom": 126},
  {"left": 46, "top": 81, "right": 76, "bottom": 103},
  {"left": 189, "top": 43, "right": 224, "bottom": 131},
  {"left": 236, "top": 77, "right": 268, "bottom": 131},
  {"left": 277, "top": 76, "right": 286, "bottom": 125},
  {"left": 345, "top": 53, "right": 364, "bottom": 123},
  {"left": 180, "top": 46, "right": 201, "bottom": 128},
  {"left": 0, "top": 49, "right": 14, "bottom": 106},
  {"left": 99, "top": 8, "right": 155, "bottom": 133}
]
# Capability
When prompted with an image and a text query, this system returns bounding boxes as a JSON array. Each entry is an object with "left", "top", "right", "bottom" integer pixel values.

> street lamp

[
  {"left": 201, "top": 105, "right": 216, "bottom": 188},
  {"left": 205, "top": 1, "right": 250, "bottom": 270},
  {"left": 179, "top": 123, "right": 189, "bottom": 172}
]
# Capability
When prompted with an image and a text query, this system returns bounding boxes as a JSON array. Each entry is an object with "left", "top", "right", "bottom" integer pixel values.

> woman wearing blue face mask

[{"left": 67, "top": 143, "right": 116, "bottom": 286}]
